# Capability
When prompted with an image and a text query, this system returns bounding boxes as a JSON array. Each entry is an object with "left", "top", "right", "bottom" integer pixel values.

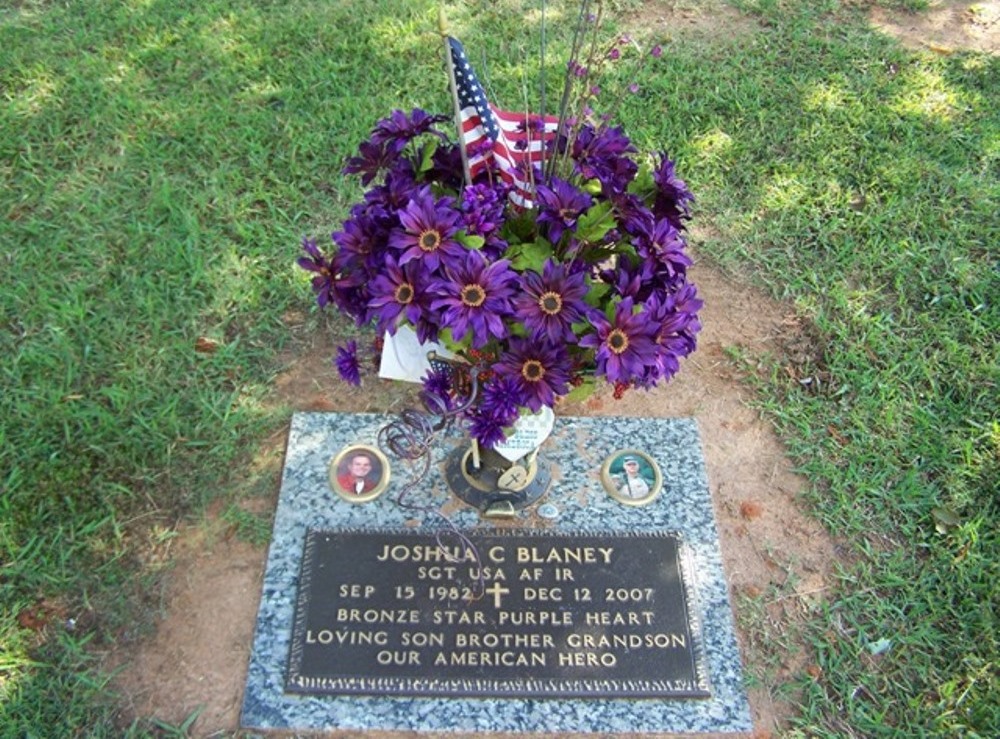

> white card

[
  {"left": 494, "top": 406, "right": 555, "bottom": 462},
  {"left": 377, "top": 326, "right": 455, "bottom": 383}
]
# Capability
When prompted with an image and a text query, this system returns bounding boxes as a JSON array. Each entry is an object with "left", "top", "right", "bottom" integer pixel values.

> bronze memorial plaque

[{"left": 286, "top": 528, "right": 709, "bottom": 699}]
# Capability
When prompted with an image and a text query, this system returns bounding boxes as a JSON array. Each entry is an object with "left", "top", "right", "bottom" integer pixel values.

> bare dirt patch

[
  {"left": 870, "top": 0, "right": 1000, "bottom": 55},
  {"left": 110, "top": 519, "right": 267, "bottom": 734},
  {"left": 630, "top": 0, "right": 763, "bottom": 43},
  {"left": 109, "top": 251, "right": 841, "bottom": 737}
]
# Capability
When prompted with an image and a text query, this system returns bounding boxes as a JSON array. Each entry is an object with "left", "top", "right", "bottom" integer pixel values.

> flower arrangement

[{"left": 298, "top": 17, "right": 702, "bottom": 450}]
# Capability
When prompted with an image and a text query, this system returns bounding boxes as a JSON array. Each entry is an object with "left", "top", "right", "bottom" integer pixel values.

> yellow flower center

[
  {"left": 608, "top": 329, "right": 629, "bottom": 354},
  {"left": 521, "top": 360, "right": 545, "bottom": 382},
  {"left": 394, "top": 284, "right": 414, "bottom": 304},
  {"left": 419, "top": 229, "right": 441, "bottom": 251},
  {"left": 539, "top": 291, "right": 563, "bottom": 316},
  {"left": 461, "top": 284, "right": 486, "bottom": 307}
]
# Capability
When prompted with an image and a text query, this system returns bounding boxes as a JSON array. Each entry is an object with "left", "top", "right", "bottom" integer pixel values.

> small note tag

[
  {"left": 494, "top": 406, "right": 555, "bottom": 462},
  {"left": 377, "top": 326, "right": 455, "bottom": 383}
]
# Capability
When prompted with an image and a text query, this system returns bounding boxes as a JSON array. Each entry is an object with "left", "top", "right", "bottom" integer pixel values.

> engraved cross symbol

[
  {"left": 483, "top": 582, "right": 510, "bottom": 609},
  {"left": 498, "top": 465, "right": 528, "bottom": 491}
]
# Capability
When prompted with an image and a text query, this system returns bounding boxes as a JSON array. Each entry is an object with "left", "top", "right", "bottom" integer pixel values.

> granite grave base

[{"left": 241, "top": 412, "right": 752, "bottom": 734}]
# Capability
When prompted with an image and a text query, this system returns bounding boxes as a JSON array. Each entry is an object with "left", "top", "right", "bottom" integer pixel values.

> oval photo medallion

[
  {"left": 329, "top": 444, "right": 391, "bottom": 504},
  {"left": 601, "top": 449, "right": 662, "bottom": 506}
]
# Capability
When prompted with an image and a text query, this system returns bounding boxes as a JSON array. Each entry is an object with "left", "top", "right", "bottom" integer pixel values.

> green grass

[
  {"left": 1, "top": 0, "right": 997, "bottom": 734},
  {"left": 643, "top": 2, "right": 999, "bottom": 735}
]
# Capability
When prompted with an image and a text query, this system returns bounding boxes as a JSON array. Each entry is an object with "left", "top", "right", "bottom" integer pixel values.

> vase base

[{"left": 444, "top": 445, "right": 551, "bottom": 518}]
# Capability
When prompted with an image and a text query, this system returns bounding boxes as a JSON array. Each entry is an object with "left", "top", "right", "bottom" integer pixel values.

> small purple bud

[
  {"left": 590, "top": 85, "right": 601, "bottom": 96},
  {"left": 586, "top": 12, "right": 596, "bottom": 22},
  {"left": 608, "top": 48, "right": 621, "bottom": 61},
  {"left": 651, "top": 45, "right": 663, "bottom": 58},
  {"left": 628, "top": 83, "right": 640, "bottom": 94},
  {"left": 574, "top": 64, "right": 588, "bottom": 78}
]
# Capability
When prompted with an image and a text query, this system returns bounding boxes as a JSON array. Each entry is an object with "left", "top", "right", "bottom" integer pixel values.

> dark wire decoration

[{"left": 377, "top": 354, "right": 488, "bottom": 601}]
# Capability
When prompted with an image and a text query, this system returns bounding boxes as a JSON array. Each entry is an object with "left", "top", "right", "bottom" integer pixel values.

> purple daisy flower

[
  {"left": 324, "top": 245, "right": 372, "bottom": 324},
  {"left": 334, "top": 341, "right": 361, "bottom": 386},
  {"left": 661, "top": 281, "right": 703, "bottom": 355},
  {"left": 297, "top": 237, "right": 335, "bottom": 308},
  {"left": 600, "top": 255, "right": 658, "bottom": 301},
  {"left": 479, "top": 375, "right": 525, "bottom": 424},
  {"left": 427, "top": 143, "right": 466, "bottom": 190},
  {"left": 466, "top": 405, "right": 510, "bottom": 449},
  {"left": 517, "top": 115, "right": 550, "bottom": 135},
  {"left": 571, "top": 124, "right": 638, "bottom": 195},
  {"left": 367, "top": 257, "right": 430, "bottom": 337},
  {"left": 332, "top": 212, "right": 384, "bottom": 271},
  {"left": 609, "top": 192, "right": 655, "bottom": 237},
  {"left": 460, "top": 182, "right": 509, "bottom": 259},
  {"left": 494, "top": 339, "right": 572, "bottom": 412},
  {"left": 388, "top": 187, "right": 464, "bottom": 272},
  {"left": 342, "top": 140, "right": 396, "bottom": 186},
  {"left": 578, "top": 298, "right": 660, "bottom": 384},
  {"left": 371, "top": 108, "right": 448, "bottom": 155},
  {"left": 652, "top": 153, "right": 695, "bottom": 229},
  {"left": 429, "top": 252, "right": 518, "bottom": 348},
  {"left": 422, "top": 366, "right": 453, "bottom": 397},
  {"left": 467, "top": 138, "right": 496, "bottom": 169},
  {"left": 420, "top": 367, "right": 454, "bottom": 415},
  {"left": 670, "top": 280, "right": 704, "bottom": 321},
  {"left": 515, "top": 259, "right": 590, "bottom": 343},
  {"left": 535, "top": 176, "right": 593, "bottom": 244},
  {"left": 635, "top": 218, "right": 693, "bottom": 281},
  {"left": 366, "top": 165, "right": 419, "bottom": 211},
  {"left": 639, "top": 286, "right": 703, "bottom": 385}
]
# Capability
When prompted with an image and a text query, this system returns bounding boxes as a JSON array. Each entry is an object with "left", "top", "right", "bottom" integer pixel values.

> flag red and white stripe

[{"left": 447, "top": 36, "right": 560, "bottom": 209}]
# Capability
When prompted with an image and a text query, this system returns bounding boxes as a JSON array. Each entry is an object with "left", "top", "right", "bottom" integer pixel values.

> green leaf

[
  {"left": 582, "top": 280, "right": 610, "bottom": 308},
  {"left": 629, "top": 159, "right": 656, "bottom": 198},
  {"left": 508, "top": 240, "right": 550, "bottom": 272},
  {"left": 439, "top": 327, "right": 472, "bottom": 352},
  {"left": 503, "top": 211, "right": 537, "bottom": 242},
  {"left": 456, "top": 231, "right": 484, "bottom": 249},
  {"left": 932, "top": 507, "right": 963, "bottom": 534},
  {"left": 418, "top": 138, "right": 439, "bottom": 173},
  {"left": 604, "top": 297, "right": 620, "bottom": 322},
  {"left": 575, "top": 201, "right": 615, "bottom": 243}
]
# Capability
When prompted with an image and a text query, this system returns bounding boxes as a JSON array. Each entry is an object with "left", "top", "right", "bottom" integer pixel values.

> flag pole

[
  {"left": 440, "top": 7, "right": 473, "bottom": 187},
  {"left": 539, "top": 0, "right": 547, "bottom": 178}
]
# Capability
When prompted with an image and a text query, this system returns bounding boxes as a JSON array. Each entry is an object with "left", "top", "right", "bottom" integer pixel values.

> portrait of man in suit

[{"left": 329, "top": 445, "right": 390, "bottom": 502}]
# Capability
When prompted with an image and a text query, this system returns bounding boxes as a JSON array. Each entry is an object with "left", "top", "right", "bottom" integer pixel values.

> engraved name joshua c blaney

[{"left": 303, "top": 540, "right": 691, "bottom": 671}]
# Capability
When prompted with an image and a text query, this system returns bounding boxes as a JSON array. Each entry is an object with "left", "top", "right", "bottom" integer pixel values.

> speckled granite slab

[{"left": 241, "top": 412, "right": 752, "bottom": 734}]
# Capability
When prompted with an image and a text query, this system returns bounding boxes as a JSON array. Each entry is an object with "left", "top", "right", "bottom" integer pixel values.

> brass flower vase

[{"left": 444, "top": 439, "right": 551, "bottom": 518}]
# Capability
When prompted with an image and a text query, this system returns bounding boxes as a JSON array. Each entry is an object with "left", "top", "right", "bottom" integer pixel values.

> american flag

[{"left": 447, "top": 36, "right": 560, "bottom": 209}]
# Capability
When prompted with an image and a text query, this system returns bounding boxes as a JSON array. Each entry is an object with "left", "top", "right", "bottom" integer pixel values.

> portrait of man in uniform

[{"left": 601, "top": 450, "right": 661, "bottom": 506}]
